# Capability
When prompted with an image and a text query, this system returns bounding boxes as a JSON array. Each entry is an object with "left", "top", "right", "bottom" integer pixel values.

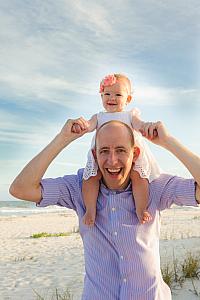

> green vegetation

[
  {"left": 182, "top": 252, "right": 200, "bottom": 279},
  {"left": 33, "top": 288, "right": 73, "bottom": 300},
  {"left": 30, "top": 227, "right": 79, "bottom": 239},
  {"left": 161, "top": 263, "right": 174, "bottom": 288},
  {"left": 161, "top": 251, "right": 200, "bottom": 295},
  {"left": 30, "top": 232, "right": 71, "bottom": 238}
]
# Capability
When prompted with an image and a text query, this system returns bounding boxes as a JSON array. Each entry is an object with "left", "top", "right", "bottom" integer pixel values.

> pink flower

[{"left": 99, "top": 74, "right": 117, "bottom": 93}]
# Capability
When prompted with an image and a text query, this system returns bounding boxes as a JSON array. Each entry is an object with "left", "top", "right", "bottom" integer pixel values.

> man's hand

[
  {"left": 140, "top": 121, "right": 170, "bottom": 147},
  {"left": 59, "top": 117, "right": 90, "bottom": 143},
  {"left": 71, "top": 117, "right": 89, "bottom": 134}
]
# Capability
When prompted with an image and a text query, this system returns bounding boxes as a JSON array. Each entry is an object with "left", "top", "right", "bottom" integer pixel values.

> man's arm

[
  {"left": 9, "top": 118, "right": 89, "bottom": 203},
  {"left": 143, "top": 121, "right": 200, "bottom": 203}
]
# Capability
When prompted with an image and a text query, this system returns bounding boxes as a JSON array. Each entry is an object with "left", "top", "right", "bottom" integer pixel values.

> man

[{"left": 10, "top": 118, "right": 200, "bottom": 300}]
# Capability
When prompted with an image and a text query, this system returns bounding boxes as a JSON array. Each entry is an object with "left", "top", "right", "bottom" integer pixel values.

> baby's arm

[
  {"left": 71, "top": 114, "right": 97, "bottom": 134},
  {"left": 131, "top": 111, "right": 158, "bottom": 139},
  {"left": 131, "top": 111, "right": 144, "bottom": 132},
  {"left": 88, "top": 114, "right": 98, "bottom": 132}
]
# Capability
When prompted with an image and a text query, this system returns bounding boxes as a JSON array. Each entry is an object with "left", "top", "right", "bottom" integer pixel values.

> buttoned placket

[{"left": 108, "top": 190, "right": 128, "bottom": 285}]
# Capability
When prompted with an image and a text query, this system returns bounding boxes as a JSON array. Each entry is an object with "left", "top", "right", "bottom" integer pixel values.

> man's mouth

[{"left": 106, "top": 168, "right": 122, "bottom": 175}]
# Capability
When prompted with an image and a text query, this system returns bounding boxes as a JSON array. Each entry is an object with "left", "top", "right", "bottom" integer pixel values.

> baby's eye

[
  {"left": 116, "top": 94, "right": 122, "bottom": 97},
  {"left": 104, "top": 93, "right": 110, "bottom": 96}
]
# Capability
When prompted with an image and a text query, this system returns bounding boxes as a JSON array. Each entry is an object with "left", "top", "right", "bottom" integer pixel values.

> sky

[{"left": 0, "top": 0, "right": 199, "bottom": 201}]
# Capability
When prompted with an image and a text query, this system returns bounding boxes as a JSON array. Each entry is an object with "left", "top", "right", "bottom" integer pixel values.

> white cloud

[
  {"left": 65, "top": 1, "right": 114, "bottom": 36},
  {"left": 134, "top": 86, "right": 200, "bottom": 107}
]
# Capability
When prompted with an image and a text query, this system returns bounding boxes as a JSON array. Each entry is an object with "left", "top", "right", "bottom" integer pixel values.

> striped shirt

[{"left": 38, "top": 169, "right": 197, "bottom": 300}]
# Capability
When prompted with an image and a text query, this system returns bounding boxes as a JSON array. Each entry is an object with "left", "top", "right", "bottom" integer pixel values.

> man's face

[{"left": 94, "top": 123, "right": 139, "bottom": 190}]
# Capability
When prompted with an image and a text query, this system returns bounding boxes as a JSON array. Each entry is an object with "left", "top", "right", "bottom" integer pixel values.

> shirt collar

[{"left": 100, "top": 180, "right": 132, "bottom": 195}]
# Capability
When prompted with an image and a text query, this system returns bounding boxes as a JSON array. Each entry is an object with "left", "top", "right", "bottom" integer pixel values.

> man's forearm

[
  {"left": 163, "top": 136, "right": 200, "bottom": 203},
  {"left": 9, "top": 133, "right": 72, "bottom": 202}
]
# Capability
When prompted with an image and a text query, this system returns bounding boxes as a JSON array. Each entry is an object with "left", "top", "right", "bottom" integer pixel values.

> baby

[{"left": 72, "top": 74, "right": 161, "bottom": 225}]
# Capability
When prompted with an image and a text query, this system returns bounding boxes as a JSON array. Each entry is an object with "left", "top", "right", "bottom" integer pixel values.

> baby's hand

[
  {"left": 71, "top": 117, "right": 89, "bottom": 134},
  {"left": 140, "top": 122, "right": 158, "bottom": 140}
]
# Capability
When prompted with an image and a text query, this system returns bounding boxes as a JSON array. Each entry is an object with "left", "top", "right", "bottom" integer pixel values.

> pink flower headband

[{"left": 99, "top": 74, "right": 117, "bottom": 93}]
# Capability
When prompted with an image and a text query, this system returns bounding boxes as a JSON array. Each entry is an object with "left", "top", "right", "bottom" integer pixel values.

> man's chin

[{"left": 103, "top": 177, "right": 129, "bottom": 190}]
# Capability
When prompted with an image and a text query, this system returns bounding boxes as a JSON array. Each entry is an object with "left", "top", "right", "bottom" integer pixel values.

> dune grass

[
  {"left": 30, "top": 227, "right": 79, "bottom": 239},
  {"left": 161, "top": 251, "right": 200, "bottom": 295},
  {"left": 33, "top": 288, "right": 73, "bottom": 300},
  {"left": 30, "top": 232, "right": 71, "bottom": 238}
]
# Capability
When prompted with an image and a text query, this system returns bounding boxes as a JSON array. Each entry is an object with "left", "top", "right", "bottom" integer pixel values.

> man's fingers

[
  {"left": 140, "top": 122, "right": 159, "bottom": 139},
  {"left": 72, "top": 123, "right": 82, "bottom": 134},
  {"left": 148, "top": 124, "right": 155, "bottom": 139},
  {"left": 73, "top": 117, "right": 89, "bottom": 131}
]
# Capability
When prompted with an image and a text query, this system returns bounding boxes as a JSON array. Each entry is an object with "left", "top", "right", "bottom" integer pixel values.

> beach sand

[{"left": 0, "top": 207, "right": 200, "bottom": 300}]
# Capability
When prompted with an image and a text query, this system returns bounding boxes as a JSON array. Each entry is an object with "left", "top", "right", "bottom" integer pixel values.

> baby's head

[{"left": 99, "top": 73, "right": 133, "bottom": 113}]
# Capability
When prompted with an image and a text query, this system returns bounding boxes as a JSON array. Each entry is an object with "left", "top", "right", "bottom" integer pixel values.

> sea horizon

[{"left": 0, "top": 200, "right": 67, "bottom": 217}]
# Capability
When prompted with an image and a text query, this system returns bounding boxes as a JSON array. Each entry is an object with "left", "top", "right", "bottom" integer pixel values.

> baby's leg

[
  {"left": 130, "top": 170, "right": 152, "bottom": 224},
  {"left": 82, "top": 171, "right": 102, "bottom": 226}
]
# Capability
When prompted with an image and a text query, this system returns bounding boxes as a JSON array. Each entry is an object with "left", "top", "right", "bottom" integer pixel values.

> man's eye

[
  {"left": 100, "top": 150, "right": 108, "bottom": 154},
  {"left": 117, "top": 149, "right": 126, "bottom": 153}
]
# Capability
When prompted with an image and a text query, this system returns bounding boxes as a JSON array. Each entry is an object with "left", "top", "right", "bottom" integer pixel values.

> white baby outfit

[{"left": 83, "top": 109, "right": 161, "bottom": 182}]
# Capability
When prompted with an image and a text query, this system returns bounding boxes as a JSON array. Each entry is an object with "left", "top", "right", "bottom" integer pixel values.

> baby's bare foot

[
  {"left": 137, "top": 210, "right": 152, "bottom": 224},
  {"left": 83, "top": 211, "right": 96, "bottom": 226}
]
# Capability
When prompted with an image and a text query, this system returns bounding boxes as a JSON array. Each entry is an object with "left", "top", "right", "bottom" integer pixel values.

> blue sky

[{"left": 0, "top": 0, "right": 199, "bottom": 201}]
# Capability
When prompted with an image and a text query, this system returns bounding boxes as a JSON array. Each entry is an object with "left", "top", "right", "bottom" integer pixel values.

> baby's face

[{"left": 101, "top": 80, "right": 131, "bottom": 113}]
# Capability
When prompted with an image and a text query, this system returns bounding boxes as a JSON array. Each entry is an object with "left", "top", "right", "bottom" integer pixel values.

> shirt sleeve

[
  {"left": 37, "top": 173, "right": 82, "bottom": 211},
  {"left": 153, "top": 174, "right": 199, "bottom": 211}
]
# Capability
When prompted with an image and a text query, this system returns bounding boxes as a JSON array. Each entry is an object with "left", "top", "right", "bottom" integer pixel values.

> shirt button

[
  {"left": 120, "top": 255, "right": 124, "bottom": 260},
  {"left": 123, "top": 278, "right": 127, "bottom": 283},
  {"left": 114, "top": 231, "right": 117, "bottom": 236},
  {"left": 111, "top": 207, "right": 116, "bottom": 212}
]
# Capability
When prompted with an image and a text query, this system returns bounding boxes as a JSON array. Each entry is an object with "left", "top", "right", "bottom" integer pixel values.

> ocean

[
  {"left": 1, "top": 200, "right": 199, "bottom": 218},
  {"left": 0, "top": 200, "right": 66, "bottom": 217}
]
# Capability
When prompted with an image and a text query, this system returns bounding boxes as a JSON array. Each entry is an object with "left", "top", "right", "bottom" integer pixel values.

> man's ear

[
  {"left": 133, "top": 146, "right": 140, "bottom": 162},
  {"left": 92, "top": 148, "right": 97, "bottom": 161}
]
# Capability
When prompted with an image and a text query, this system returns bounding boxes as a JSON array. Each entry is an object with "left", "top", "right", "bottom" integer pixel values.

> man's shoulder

[
  {"left": 62, "top": 168, "right": 84, "bottom": 186},
  {"left": 150, "top": 174, "right": 175, "bottom": 185},
  {"left": 149, "top": 174, "right": 176, "bottom": 192}
]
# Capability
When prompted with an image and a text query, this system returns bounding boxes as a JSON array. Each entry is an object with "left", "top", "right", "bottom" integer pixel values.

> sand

[{"left": 0, "top": 207, "right": 200, "bottom": 300}]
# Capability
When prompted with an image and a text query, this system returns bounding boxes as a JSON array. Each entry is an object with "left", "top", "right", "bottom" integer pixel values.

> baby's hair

[
  {"left": 99, "top": 73, "right": 133, "bottom": 95},
  {"left": 114, "top": 73, "right": 132, "bottom": 95}
]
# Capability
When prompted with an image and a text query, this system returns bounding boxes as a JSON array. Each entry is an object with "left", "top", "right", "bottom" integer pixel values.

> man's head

[{"left": 93, "top": 121, "right": 140, "bottom": 190}]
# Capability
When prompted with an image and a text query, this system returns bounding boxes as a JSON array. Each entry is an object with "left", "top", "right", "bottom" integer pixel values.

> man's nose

[{"left": 107, "top": 151, "right": 118, "bottom": 165}]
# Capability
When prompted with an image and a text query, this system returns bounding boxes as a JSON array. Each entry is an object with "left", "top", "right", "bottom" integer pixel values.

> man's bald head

[{"left": 95, "top": 121, "right": 135, "bottom": 150}]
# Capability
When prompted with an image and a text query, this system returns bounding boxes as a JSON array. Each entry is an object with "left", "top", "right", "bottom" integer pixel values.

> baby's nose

[{"left": 110, "top": 95, "right": 115, "bottom": 100}]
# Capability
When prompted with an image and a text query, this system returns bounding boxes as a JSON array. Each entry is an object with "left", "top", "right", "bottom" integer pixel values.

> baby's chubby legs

[
  {"left": 130, "top": 170, "right": 152, "bottom": 224},
  {"left": 82, "top": 171, "right": 102, "bottom": 226}
]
